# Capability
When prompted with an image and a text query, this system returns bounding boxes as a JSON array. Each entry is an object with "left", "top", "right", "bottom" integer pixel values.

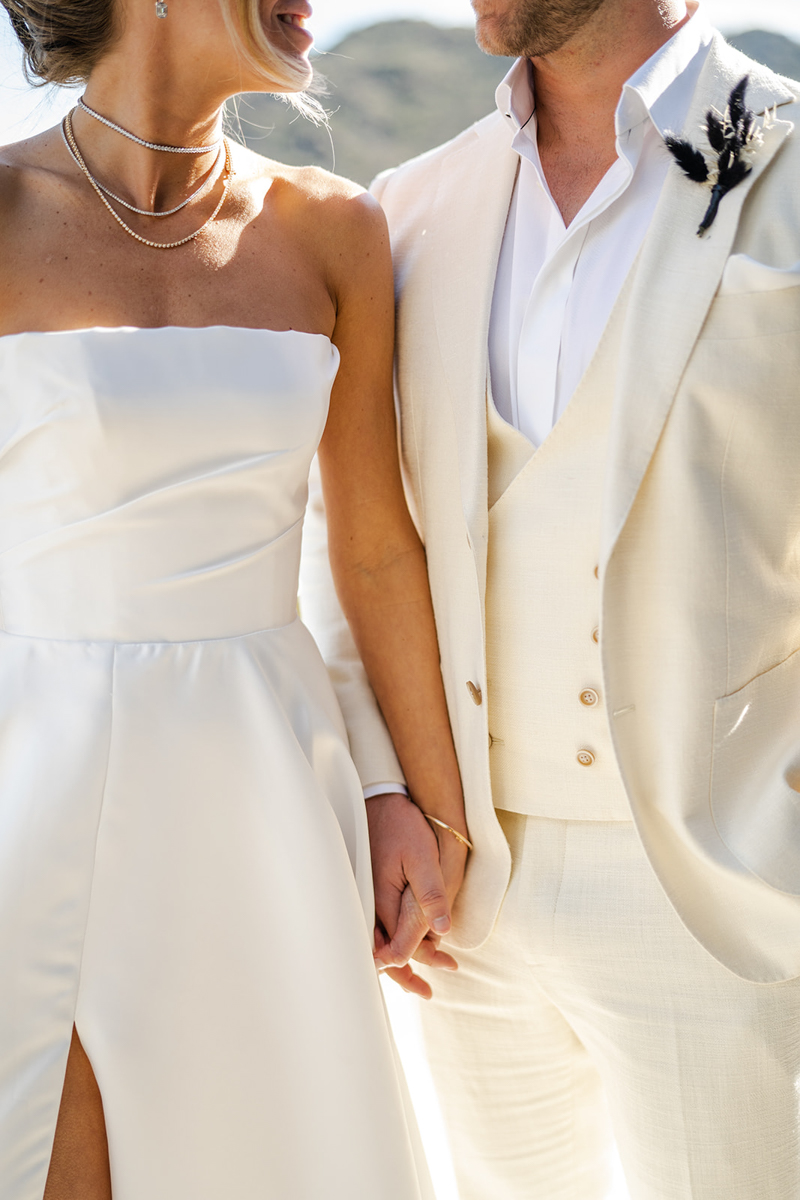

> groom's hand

[{"left": 367, "top": 792, "right": 463, "bottom": 998}]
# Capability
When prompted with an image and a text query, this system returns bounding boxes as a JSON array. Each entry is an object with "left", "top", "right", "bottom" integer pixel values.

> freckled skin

[{"left": 0, "top": 139, "right": 380, "bottom": 339}]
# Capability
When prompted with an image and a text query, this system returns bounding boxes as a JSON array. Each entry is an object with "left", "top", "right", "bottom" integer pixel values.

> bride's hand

[{"left": 368, "top": 792, "right": 468, "bottom": 998}]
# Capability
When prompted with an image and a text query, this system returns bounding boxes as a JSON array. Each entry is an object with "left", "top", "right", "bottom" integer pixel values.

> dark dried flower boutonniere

[{"left": 664, "top": 76, "right": 769, "bottom": 236}]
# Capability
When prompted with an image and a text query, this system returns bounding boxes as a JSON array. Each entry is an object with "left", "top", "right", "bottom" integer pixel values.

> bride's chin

[
  {"left": 271, "top": 14, "right": 314, "bottom": 55},
  {"left": 259, "top": 30, "right": 314, "bottom": 79}
]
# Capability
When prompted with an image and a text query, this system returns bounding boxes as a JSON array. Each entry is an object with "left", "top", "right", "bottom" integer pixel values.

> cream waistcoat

[{"left": 486, "top": 279, "right": 632, "bottom": 820}]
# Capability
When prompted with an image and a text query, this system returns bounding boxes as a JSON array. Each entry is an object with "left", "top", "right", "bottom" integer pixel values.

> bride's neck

[{"left": 70, "top": 21, "right": 235, "bottom": 212}]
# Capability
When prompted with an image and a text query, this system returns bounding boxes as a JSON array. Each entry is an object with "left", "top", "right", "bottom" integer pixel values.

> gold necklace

[
  {"left": 62, "top": 109, "right": 233, "bottom": 251},
  {"left": 62, "top": 130, "right": 225, "bottom": 217}
]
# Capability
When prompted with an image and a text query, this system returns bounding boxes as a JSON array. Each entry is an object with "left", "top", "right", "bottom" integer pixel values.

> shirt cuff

[{"left": 363, "top": 782, "right": 409, "bottom": 800}]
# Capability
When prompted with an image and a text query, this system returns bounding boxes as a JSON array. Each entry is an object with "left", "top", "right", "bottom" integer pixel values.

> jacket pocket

[
  {"left": 711, "top": 647, "right": 800, "bottom": 894},
  {"left": 719, "top": 254, "right": 800, "bottom": 295}
]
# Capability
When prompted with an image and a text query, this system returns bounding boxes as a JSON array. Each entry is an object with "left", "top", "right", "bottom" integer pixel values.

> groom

[{"left": 301, "top": 0, "right": 800, "bottom": 1195}]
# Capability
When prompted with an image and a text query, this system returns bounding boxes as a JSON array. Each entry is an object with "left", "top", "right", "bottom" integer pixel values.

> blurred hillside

[
  {"left": 731, "top": 28, "right": 800, "bottom": 79},
  {"left": 229, "top": 21, "right": 512, "bottom": 185},
  {"left": 230, "top": 22, "right": 800, "bottom": 187}
]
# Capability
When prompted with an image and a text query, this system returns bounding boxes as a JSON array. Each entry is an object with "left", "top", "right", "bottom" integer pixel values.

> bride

[{"left": 0, "top": 0, "right": 470, "bottom": 1196}]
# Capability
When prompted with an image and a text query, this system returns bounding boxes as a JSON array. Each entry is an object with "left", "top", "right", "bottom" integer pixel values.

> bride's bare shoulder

[
  {"left": 265, "top": 158, "right": 364, "bottom": 203},
  {"left": 0, "top": 135, "right": 34, "bottom": 202},
  {"left": 232, "top": 140, "right": 384, "bottom": 242},
  {"left": 231, "top": 139, "right": 360, "bottom": 195},
  {"left": 0, "top": 127, "right": 68, "bottom": 215},
  {"left": 0, "top": 126, "right": 64, "bottom": 171}
]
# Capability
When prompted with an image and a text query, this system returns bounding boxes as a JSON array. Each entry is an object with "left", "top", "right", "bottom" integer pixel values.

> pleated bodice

[{"left": 0, "top": 325, "right": 338, "bottom": 643}]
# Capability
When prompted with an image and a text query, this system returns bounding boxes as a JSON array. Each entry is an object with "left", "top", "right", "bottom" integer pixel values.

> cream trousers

[{"left": 418, "top": 812, "right": 800, "bottom": 1200}]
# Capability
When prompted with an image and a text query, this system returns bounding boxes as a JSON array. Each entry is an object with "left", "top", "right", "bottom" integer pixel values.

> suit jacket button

[
  {"left": 577, "top": 749, "right": 596, "bottom": 767},
  {"left": 580, "top": 688, "right": 599, "bottom": 707},
  {"left": 591, "top": 627, "right": 599, "bottom": 644},
  {"left": 467, "top": 680, "right": 483, "bottom": 705}
]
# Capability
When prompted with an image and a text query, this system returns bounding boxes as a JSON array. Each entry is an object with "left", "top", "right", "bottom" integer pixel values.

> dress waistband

[{"left": 0, "top": 519, "right": 303, "bottom": 644}]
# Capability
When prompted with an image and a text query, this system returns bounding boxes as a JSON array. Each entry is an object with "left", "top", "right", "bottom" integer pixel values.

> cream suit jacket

[{"left": 299, "top": 34, "right": 800, "bottom": 983}]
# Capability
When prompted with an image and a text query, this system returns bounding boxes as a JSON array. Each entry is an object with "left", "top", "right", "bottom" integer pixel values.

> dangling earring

[{"left": 155, "top": 0, "right": 168, "bottom": 16}]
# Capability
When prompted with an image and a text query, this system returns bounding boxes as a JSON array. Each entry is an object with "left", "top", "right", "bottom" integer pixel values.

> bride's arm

[
  {"left": 317, "top": 188, "right": 469, "bottom": 985},
  {"left": 299, "top": 457, "right": 407, "bottom": 793}
]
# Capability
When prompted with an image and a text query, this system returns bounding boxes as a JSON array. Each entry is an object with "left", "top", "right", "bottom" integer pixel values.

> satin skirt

[{"left": 0, "top": 618, "right": 432, "bottom": 1199}]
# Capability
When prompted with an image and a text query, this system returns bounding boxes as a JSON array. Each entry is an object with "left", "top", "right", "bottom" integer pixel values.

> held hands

[{"left": 367, "top": 792, "right": 469, "bottom": 999}]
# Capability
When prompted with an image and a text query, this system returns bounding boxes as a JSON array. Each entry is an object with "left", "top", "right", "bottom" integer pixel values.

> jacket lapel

[
  {"left": 429, "top": 118, "right": 519, "bottom": 579},
  {"left": 601, "top": 35, "right": 796, "bottom": 564}
]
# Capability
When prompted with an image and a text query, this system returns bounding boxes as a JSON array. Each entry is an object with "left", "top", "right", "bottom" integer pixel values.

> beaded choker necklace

[
  {"left": 62, "top": 110, "right": 233, "bottom": 251},
  {"left": 77, "top": 96, "right": 222, "bottom": 155},
  {"left": 61, "top": 130, "right": 226, "bottom": 218}
]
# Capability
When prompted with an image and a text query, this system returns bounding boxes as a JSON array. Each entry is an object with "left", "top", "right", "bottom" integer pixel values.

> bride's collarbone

[
  {"left": 0, "top": 167, "right": 338, "bottom": 339},
  {"left": 0, "top": 269, "right": 337, "bottom": 339},
  {"left": 0, "top": 256, "right": 337, "bottom": 339}
]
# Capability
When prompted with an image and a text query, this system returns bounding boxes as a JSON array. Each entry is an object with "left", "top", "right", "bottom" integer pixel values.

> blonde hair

[
  {"left": 224, "top": 0, "right": 323, "bottom": 119},
  {"left": 2, "top": 0, "right": 323, "bottom": 120},
  {"left": 2, "top": 0, "right": 116, "bottom": 86}
]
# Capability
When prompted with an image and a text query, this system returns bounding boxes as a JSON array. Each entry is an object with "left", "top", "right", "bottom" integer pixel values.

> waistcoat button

[
  {"left": 577, "top": 749, "right": 596, "bottom": 766},
  {"left": 467, "top": 680, "right": 483, "bottom": 706},
  {"left": 580, "top": 688, "right": 599, "bottom": 707},
  {"left": 591, "top": 627, "right": 599, "bottom": 644}
]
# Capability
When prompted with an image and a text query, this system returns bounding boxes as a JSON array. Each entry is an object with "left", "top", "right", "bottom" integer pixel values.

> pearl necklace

[
  {"left": 62, "top": 110, "right": 232, "bottom": 251},
  {"left": 78, "top": 96, "right": 222, "bottom": 155}
]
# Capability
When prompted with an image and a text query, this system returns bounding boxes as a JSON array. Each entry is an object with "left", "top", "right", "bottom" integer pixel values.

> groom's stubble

[{"left": 471, "top": 0, "right": 611, "bottom": 58}]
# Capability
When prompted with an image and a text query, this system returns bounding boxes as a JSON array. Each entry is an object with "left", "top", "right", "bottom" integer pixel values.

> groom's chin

[
  {"left": 472, "top": 9, "right": 507, "bottom": 55},
  {"left": 473, "top": 8, "right": 538, "bottom": 58}
]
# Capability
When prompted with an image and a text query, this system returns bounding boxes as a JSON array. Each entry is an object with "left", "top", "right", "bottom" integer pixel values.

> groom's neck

[
  {"left": 529, "top": 0, "right": 692, "bottom": 224},
  {"left": 532, "top": 0, "right": 691, "bottom": 161}
]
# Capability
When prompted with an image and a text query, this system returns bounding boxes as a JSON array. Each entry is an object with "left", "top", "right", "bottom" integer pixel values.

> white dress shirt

[{"left": 489, "top": 8, "right": 713, "bottom": 447}]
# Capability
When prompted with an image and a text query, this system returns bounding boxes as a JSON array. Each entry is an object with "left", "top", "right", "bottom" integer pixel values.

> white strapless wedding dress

[{"left": 0, "top": 326, "right": 433, "bottom": 1200}]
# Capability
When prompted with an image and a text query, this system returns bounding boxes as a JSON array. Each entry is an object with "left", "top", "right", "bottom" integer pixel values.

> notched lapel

[
  {"left": 430, "top": 119, "right": 519, "bottom": 554},
  {"left": 601, "top": 36, "right": 795, "bottom": 565}
]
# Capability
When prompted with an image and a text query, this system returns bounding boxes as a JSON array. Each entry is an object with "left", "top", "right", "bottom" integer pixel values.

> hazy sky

[{"left": 1, "top": 0, "right": 798, "bottom": 144}]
